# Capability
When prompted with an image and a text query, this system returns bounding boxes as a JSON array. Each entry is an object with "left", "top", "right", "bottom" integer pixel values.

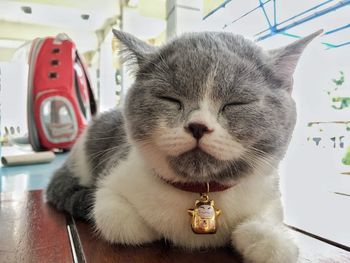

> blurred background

[{"left": 0, "top": 0, "right": 349, "bottom": 248}]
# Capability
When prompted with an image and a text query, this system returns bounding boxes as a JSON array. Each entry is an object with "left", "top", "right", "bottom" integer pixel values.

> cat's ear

[
  {"left": 269, "top": 29, "right": 323, "bottom": 82},
  {"left": 112, "top": 29, "right": 156, "bottom": 67}
]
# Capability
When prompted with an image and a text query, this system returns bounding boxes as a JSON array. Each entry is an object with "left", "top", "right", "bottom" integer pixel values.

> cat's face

[
  {"left": 198, "top": 205, "right": 215, "bottom": 219},
  {"left": 115, "top": 30, "right": 321, "bottom": 183}
]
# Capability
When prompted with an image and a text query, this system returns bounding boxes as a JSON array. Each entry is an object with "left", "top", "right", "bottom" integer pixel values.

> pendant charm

[{"left": 188, "top": 192, "right": 221, "bottom": 234}]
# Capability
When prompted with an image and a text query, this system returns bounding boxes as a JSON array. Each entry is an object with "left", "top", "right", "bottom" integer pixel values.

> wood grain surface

[
  {"left": 75, "top": 220, "right": 350, "bottom": 263},
  {"left": 0, "top": 191, "right": 73, "bottom": 263},
  {"left": 75, "top": 220, "right": 243, "bottom": 263},
  {"left": 1, "top": 190, "right": 349, "bottom": 263}
]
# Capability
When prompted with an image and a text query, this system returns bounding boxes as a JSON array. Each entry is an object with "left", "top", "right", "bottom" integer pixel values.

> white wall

[
  {"left": 120, "top": 7, "right": 166, "bottom": 100},
  {"left": 0, "top": 51, "right": 28, "bottom": 138},
  {"left": 99, "top": 31, "right": 118, "bottom": 112},
  {"left": 281, "top": 42, "right": 350, "bottom": 191}
]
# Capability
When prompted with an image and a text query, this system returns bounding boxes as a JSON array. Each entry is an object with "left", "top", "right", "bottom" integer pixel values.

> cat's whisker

[
  {"left": 158, "top": 53, "right": 171, "bottom": 71},
  {"left": 159, "top": 141, "right": 191, "bottom": 148},
  {"left": 157, "top": 137, "right": 188, "bottom": 143},
  {"left": 227, "top": 160, "right": 239, "bottom": 178},
  {"left": 242, "top": 152, "right": 265, "bottom": 168},
  {"left": 202, "top": 142, "right": 232, "bottom": 154},
  {"left": 137, "top": 74, "right": 168, "bottom": 84},
  {"left": 84, "top": 136, "right": 120, "bottom": 141},
  {"left": 88, "top": 145, "right": 121, "bottom": 164},
  {"left": 241, "top": 149, "right": 275, "bottom": 172},
  {"left": 247, "top": 146, "right": 277, "bottom": 166},
  {"left": 91, "top": 150, "right": 120, "bottom": 174},
  {"left": 134, "top": 51, "right": 169, "bottom": 75},
  {"left": 90, "top": 125, "right": 120, "bottom": 135},
  {"left": 89, "top": 145, "right": 120, "bottom": 158}
]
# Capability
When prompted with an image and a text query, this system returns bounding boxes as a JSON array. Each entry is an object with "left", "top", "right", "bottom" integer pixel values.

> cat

[{"left": 46, "top": 29, "right": 322, "bottom": 263}]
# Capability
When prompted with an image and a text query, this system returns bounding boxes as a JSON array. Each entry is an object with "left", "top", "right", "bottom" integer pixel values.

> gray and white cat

[{"left": 47, "top": 29, "right": 322, "bottom": 263}]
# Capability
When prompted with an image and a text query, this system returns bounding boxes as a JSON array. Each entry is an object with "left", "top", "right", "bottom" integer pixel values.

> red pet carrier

[{"left": 27, "top": 33, "right": 97, "bottom": 151}]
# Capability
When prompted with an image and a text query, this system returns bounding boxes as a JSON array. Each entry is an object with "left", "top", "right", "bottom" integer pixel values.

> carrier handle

[
  {"left": 75, "top": 51, "right": 98, "bottom": 116},
  {"left": 53, "top": 33, "right": 71, "bottom": 45}
]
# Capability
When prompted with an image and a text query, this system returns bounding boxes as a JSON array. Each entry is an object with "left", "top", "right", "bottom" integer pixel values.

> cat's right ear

[
  {"left": 112, "top": 29, "right": 156, "bottom": 67},
  {"left": 268, "top": 29, "right": 323, "bottom": 82}
]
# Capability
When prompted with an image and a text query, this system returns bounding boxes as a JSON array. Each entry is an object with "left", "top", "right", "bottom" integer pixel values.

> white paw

[
  {"left": 232, "top": 220, "right": 299, "bottom": 263},
  {"left": 93, "top": 189, "right": 159, "bottom": 245}
]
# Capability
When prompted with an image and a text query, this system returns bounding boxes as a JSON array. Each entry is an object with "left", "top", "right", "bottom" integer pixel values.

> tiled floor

[{"left": 0, "top": 152, "right": 67, "bottom": 192}]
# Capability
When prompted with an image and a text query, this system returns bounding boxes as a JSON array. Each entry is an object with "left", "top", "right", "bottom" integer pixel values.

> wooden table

[{"left": 1, "top": 190, "right": 349, "bottom": 263}]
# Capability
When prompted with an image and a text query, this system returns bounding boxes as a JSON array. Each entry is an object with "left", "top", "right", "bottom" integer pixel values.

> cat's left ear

[
  {"left": 112, "top": 29, "right": 156, "bottom": 67},
  {"left": 269, "top": 29, "right": 323, "bottom": 82}
]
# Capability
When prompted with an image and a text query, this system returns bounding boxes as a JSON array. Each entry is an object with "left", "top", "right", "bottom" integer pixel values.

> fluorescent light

[{"left": 128, "top": 0, "right": 139, "bottom": 8}]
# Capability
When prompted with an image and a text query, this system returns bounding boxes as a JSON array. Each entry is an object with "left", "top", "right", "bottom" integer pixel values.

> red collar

[{"left": 163, "top": 180, "right": 235, "bottom": 193}]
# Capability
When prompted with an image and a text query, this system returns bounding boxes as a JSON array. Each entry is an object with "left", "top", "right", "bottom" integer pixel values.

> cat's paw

[
  {"left": 232, "top": 220, "right": 299, "bottom": 263},
  {"left": 93, "top": 189, "right": 160, "bottom": 245}
]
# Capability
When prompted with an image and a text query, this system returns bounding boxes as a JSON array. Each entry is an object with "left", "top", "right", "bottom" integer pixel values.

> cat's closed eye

[
  {"left": 221, "top": 100, "right": 256, "bottom": 112},
  {"left": 157, "top": 96, "right": 183, "bottom": 110}
]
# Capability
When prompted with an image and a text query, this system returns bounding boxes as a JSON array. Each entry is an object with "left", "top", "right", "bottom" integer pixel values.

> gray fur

[
  {"left": 112, "top": 29, "right": 156, "bottom": 69},
  {"left": 46, "top": 30, "right": 321, "bottom": 218},
  {"left": 123, "top": 31, "right": 321, "bottom": 181},
  {"left": 85, "top": 110, "right": 130, "bottom": 177},
  {"left": 46, "top": 164, "right": 94, "bottom": 219},
  {"left": 46, "top": 110, "right": 129, "bottom": 220}
]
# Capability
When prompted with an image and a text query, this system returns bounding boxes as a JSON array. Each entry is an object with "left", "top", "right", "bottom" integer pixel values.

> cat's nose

[{"left": 186, "top": 123, "right": 212, "bottom": 140}]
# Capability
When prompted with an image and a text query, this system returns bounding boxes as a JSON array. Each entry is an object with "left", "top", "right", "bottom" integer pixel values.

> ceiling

[
  {"left": 0, "top": 0, "right": 121, "bottom": 60},
  {"left": 3, "top": 0, "right": 346, "bottom": 62},
  {"left": 202, "top": 0, "right": 350, "bottom": 49}
]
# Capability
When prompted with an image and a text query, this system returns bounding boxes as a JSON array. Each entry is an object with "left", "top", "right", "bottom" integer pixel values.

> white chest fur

[{"left": 94, "top": 147, "right": 279, "bottom": 249}]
